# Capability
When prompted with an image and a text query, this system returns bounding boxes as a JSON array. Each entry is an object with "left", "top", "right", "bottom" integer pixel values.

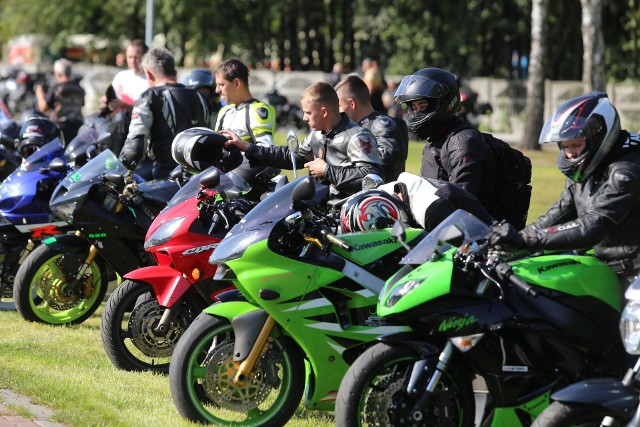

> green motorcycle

[
  {"left": 335, "top": 209, "right": 627, "bottom": 426},
  {"left": 168, "top": 176, "right": 422, "bottom": 426}
]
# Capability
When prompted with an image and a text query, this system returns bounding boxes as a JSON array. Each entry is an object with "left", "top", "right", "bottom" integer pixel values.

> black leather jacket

[
  {"left": 522, "top": 132, "right": 640, "bottom": 278},
  {"left": 360, "top": 111, "right": 408, "bottom": 181},
  {"left": 246, "top": 113, "right": 384, "bottom": 198},
  {"left": 119, "top": 83, "right": 209, "bottom": 179},
  {"left": 420, "top": 116, "right": 498, "bottom": 215}
]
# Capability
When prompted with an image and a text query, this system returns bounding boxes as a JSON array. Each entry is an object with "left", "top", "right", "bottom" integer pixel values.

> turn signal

[{"left": 192, "top": 268, "right": 201, "bottom": 281}]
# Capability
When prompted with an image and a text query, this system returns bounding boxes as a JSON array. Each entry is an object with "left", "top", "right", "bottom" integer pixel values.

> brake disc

[
  {"left": 363, "top": 371, "right": 405, "bottom": 426},
  {"left": 202, "top": 341, "right": 272, "bottom": 411},
  {"left": 38, "top": 263, "right": 84, "bottom": 310},
  {"left": 128, "top": 298, "right": 185, "bottom": 357}
]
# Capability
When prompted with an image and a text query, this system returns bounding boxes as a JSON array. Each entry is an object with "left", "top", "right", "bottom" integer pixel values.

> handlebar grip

[
  {"left": 495, "top": 263, "right": 538, "bottom": 297},
  {"left": 320, "top": 228, "right": 353, "bottom": 252}
]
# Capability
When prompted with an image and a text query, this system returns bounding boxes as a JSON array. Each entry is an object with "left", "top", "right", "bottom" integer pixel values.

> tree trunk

[
  {"left": 521, "top": 0, "right": 549, "bottom": 150},
  {"left": 580, "top": 0, "right": 606, "bottom": 92}
]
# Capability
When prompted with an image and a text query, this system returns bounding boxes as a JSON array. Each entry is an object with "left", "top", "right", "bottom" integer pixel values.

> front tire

[
  {"left": 169, "top": 314, "right": 305, "bottom": 426},
  {"left": 336, "top": 342, "right": 475, "bottom": 427},
  {"left": 13, "top": 244, "right": 108, "bottom": 325},
  {"left": 101, "top": 279, "right": 204, "bottom": 374},
  {"left": 531, "top": 401, "right": 630, "bottom": 427}
]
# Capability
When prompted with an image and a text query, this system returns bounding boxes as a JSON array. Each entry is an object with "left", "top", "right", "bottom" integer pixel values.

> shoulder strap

[{"left": 245, "top": 100, "right": 259, "bottom": 144}]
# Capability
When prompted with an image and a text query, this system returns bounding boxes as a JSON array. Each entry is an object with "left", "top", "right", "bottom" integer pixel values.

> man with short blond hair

[{"left": 223, "top": 81, "right": 384, "bottom": 198}]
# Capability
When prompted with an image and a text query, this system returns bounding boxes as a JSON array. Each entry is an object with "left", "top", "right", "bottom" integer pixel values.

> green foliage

[{"left": 0, "top": 0, "right": 637, "bottom": 80}]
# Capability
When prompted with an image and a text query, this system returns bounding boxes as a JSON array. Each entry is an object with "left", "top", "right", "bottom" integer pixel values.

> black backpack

[{"left": 482, "top": 132, "right": 532, "bottom": 229}]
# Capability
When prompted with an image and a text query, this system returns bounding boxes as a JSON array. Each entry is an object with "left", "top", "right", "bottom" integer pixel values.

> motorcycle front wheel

[
  {"left": 101, "top": 279, "right": 204, "bottom": 374},
  {"left": 531, "top": 401, "right": 630, "bottom": 427},
  {"left": 335, "top": 342, "right": 475, "bottom": 427},
  {"left": 13, "top": 244, "right": 108, "bottom": 325},
  {"left": 169, "top": 314, "right": 305, "bottom": 427}
]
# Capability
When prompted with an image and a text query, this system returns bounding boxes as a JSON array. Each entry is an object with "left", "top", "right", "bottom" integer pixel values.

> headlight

[
  {"left": 385, "top": 277, "right": 425, "bottom": 308},
  {"left": 620, "top": 300, "right": 640, "bottom": 354},
  {"left": 144, "top": 216, "right": 186, "bottom": 249},
  {"left": 209, "top": 229, "right": 263, "bottom": 264}
]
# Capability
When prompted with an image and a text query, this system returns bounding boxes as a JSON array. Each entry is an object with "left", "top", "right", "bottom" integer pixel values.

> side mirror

[
  {"left": 199, "top": 168, "right": 221, "bottom": 189},
  {"left": 287, "top": 130, "right": 299, "bottom": 179},
  {"left": 362, "top": 174, "right": 384, "bottom": 190},
  {"left": 48, "top": 157, "right": 67, "bottom": 173},
  {"left": 392, "top": 220, "right": 411, "bottom": 252},
  {"left": 291, "top": 176, "right": 315, "bottom": 210},
  {"left": 85, "top": 145, "right": 98, "bottom": 161},
  {"left": 170, "top": 165, "right": 183, "bottom": 181},
  {"left": 96, "top": 132, "right": 112, "bottom": 149},
  {"left": 104, "top": 172, "right": 125, "bottom": 187}
]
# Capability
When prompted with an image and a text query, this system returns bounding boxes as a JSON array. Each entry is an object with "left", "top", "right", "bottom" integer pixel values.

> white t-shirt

[{"left": 111, "top": 69, "right": 148, "bottom": 106}]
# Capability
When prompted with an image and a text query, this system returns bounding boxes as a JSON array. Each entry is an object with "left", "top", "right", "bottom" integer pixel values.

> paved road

[{"left": 0, "top": 390, "right": 65, "bottom": 427}]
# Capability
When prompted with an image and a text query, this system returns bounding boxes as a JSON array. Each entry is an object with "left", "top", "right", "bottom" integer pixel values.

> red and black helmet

[{"left": 340, "top": 189, "right": 408, "bottom": 233}]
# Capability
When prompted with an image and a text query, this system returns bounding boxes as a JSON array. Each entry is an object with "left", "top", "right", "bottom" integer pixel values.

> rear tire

[{"left": 13, "top": 244, "right": 108, "bottom": 325}]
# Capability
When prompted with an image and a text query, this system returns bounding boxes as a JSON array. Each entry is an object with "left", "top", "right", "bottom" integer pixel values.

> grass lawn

[{"left": 0, "top": 135, "right": 565, "bottom": 426}]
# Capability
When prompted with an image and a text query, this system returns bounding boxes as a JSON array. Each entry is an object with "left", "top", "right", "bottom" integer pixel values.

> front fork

[
  {"left": 407, "top": 341, "right": 456, "bottom": 420},
  {"left": 234, "top": 315, "right": 276, "bottom": 384}
]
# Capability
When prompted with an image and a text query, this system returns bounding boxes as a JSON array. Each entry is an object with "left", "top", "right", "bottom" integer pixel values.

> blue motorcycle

[{"left": 0, "top": 128, "right": 98, "bottom": 311}]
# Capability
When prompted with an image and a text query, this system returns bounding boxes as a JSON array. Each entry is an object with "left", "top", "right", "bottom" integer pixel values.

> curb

[{"left": 0, "top": 389, "right": 66, "bottom": 427}]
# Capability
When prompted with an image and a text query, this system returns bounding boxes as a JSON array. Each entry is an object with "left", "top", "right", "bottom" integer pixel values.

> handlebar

[
  {"left": 319, "top": 226, "right": 353, "bottom": 252},
  {"left": 494, "top": 262, "right": 538, "bottom": 297}
]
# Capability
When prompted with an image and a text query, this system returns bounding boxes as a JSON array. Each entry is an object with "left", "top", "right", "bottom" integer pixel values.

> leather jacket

[
  {"left": 246, "top": 113, "right": 384, "bottom": 198},
  {"left": 360, "top": 111, "right": 408, "bottom": 181},
  {"left": 420, "top": 116, "right": 498, "bottom": 215},
  {"left": 120, "top": 83, "right": 209, "bottom": 179},
  {"left": 522, "top": 132, "right": 640, "bottom": 271}
]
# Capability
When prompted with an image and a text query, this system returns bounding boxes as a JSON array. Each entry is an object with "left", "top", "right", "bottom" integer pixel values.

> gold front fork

[
  {"left": 18, "top": 240, "right": 36, "bottom": 264},
  {"left": 234, "top": 315, "right": 276, "bottom": 384},
  {"left": 74, "top": 245, "right": 99, "bottom": 281}
]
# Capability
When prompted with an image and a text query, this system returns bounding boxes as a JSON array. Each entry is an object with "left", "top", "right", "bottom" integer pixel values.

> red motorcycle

[{"left": 101, "top": 165, "right": 283, "bottom": 374}]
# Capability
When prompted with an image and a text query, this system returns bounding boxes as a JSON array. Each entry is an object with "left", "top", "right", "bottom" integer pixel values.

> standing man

[
  {"left": 105, "top": 39, "right": 149, "bottom": 114},
  {"left": 119, "top": 47, "right": 210, "bottom": 179},
  {"left": 335, "top": 75, "right": 408, "bottom": 181},
  {"left": 223, "top": 82, "right": 384, "bottom": 199},
  {"left": 35, "top": 58, "right": 85, "bottom": 142},
  {"left": 214, "top": 59, "right": 275, "bottom": 148}
]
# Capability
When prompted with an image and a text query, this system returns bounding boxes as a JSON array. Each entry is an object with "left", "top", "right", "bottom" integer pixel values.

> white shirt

[{"left": 111, "top": 69, "right": 148, "bottom": 106}]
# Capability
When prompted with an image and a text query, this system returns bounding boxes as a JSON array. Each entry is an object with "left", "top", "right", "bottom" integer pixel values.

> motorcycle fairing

[
  {"left": 124, "top": 265, "right": 193, "bottom": 308},
  {"left": 548, "top": 377, "right": 638, "bottom": 417}
]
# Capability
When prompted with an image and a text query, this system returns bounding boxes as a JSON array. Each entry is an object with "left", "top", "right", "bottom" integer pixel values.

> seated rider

[{"left": 491, "top": 92, "right": 640, "bottom": 288}]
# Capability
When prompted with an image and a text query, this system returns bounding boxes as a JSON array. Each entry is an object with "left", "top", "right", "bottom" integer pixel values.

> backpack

[{"left": 482, "top": 132, "right": 532, "bottom": 229}]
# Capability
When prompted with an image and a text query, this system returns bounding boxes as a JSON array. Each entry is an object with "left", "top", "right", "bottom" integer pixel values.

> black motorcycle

[
  {"left": 265, "top": 88, "right": 305, "bottom": 130},
  {"left": 13, "top": 149, "right": 178, "bottom": 325},
  {"left": 531, "top": 277, "right": 640, "bottom": 427}
]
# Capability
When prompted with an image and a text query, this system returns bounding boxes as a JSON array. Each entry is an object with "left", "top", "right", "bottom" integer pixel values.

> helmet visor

[
  {"left": 394, "top": 74, "right": 450, "bottom": 104},
  {"left": 538, "top": 112, "right": 595, "bottom": 146}
]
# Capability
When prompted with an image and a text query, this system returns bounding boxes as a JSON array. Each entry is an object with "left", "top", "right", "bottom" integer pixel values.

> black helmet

[
  {"left": 340, "top": 189, "right": 408, "bottom": 233},
  {"left": 393, "top": 68, "right": 460, "bottom": 138},
  {"left": 182, "top": 68, "right": 214, "bottom": 90},
  {"left": 539, "top": 92, "right": 621, "bottom": 183},
  {"left": 18, "top": 116, "right": 64, "bottom": 158},
  {"left": 171, "top": 127, "right": 243, "bottom": 174}
]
